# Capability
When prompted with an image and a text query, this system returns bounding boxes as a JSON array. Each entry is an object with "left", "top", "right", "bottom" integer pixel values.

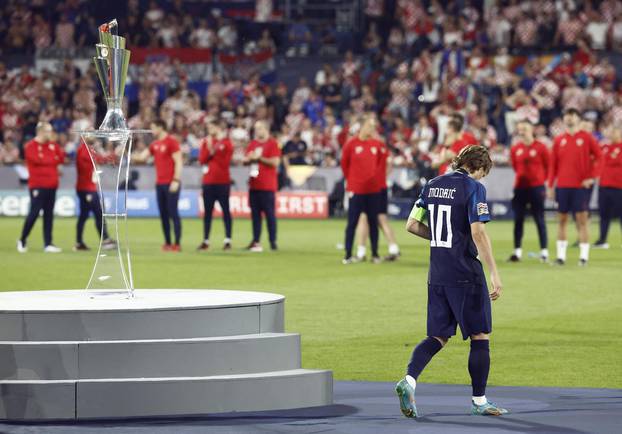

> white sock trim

[
  {"left": 514, "top": 247, "right": 522, "bottom": 258},
  {"left": 405, "top": 375, "right": 417, "bottom": 389},
  {"left": 223, "top": 238, "right": 231, "bottom": 243},
  {"left": 579, "top": 243, "right": 590, "bottom": 261},
  {"left": 472, "top": 395, "right": 487, "bottom": 405},
  {"left": 388, "top": 243, "right": 400, "bottom": 255},
  {"left": 556, "top": 240, "right": 568, "bottom": 261},
  {"left": 356, "top": 245, "right": 367, "bottom": 258}
]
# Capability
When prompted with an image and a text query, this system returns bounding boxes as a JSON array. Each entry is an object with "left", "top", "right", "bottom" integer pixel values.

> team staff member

[
  {"left": 508, "top": 120, "right": 550, "bottom": 262},
  {"left": 197, "top": 122, "right": 233, "bottom": 251},
  {"left": 135, "top": 119, "right": 183, "bottom": 251},
  {"left": 341, "top": 114, "right": 383, "bottom": 264},
  {"left": 74, "top": 139, "right": 116, "bottom": 251},
  {"left": 548, "top": 108, "right": 602, "bottom": 266},
  {"left": 594, "top": 125, "right": 622, "bottom": 248},
  {"left": 396, "top": 145, "right": 508, "bottom": 418},
  {"left": 17, "top": 122, "right": 64, "bottom": 253},
  {"left": 243, "top": 121, "right": 281, "bottom": 252},
  {"left": 355, "top": 134, "right": 401, "bottom": 261},
  {"left": 435, "top": 117, "right": 471, "bottom": 175}
]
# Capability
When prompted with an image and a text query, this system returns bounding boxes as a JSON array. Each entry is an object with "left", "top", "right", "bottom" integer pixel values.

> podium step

[
  {"left": 0, "top": 369, "right": 333, "bottom": 420},
  {"left": 0, "top": 333, "right": 301, "bottom": 380}
]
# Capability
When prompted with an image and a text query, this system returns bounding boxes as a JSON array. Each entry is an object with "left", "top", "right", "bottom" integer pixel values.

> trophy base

[{"left": 0, "top": 289, "right": 333, "bottom": 420}]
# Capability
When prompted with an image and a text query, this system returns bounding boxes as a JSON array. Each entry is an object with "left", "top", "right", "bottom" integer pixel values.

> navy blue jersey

[{"left": 412, "top": 169, "right": 491, "bottom": 286}]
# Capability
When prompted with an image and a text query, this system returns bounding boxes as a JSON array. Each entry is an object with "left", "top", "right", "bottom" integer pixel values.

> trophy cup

[
  {"left": 78, "top": 20, "right": 148, "bottom": 298},
  {"left": 93, "top": 19, "right": 130, "bottom": 131}
]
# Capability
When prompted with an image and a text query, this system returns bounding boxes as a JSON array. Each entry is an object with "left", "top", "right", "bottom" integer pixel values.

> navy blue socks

[
  {"left": 468, "top": 339, "right": 490, "bottom": 397},
  {"left": 407, "top": 337, "right": 443, "bottom": 379}
]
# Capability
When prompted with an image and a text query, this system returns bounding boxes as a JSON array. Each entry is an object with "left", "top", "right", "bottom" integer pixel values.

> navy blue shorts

[
  {"left": 556, "top": 188, "right": 591, "bottom": 213},
  {"left": 599, "top": 187, "right": 622, "bottom": 218},
  {"left": 378, "top": 188, "right": 388, "bottom": 214},
  {"left": 427, "top": 283, "right": 492, "bottom": 340}
]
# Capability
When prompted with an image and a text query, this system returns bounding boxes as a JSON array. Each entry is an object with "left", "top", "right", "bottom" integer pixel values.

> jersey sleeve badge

[{"left": 477, "top": 202, "right": 489, "bottom": 216}]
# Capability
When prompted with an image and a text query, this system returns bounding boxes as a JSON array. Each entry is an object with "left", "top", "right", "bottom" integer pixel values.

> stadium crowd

[{"left": 0, "top": 0, "right": 622, "bottom": 177}]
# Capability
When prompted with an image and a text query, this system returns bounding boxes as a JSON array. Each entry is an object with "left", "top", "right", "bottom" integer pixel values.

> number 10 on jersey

[{"left": 428, "top": 204, "right": 453, "bottom": 248}]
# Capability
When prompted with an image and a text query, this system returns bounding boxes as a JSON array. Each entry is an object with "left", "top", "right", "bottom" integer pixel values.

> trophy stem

[
  {"left": 99, "top": 97, "right": 128, "bottom": 131},
  {"left": 82, "top": 132, "right": 134, "bottom": 299}
]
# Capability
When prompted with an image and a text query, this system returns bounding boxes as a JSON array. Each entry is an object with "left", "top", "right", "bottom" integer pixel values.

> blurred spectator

[
  {"left": 387, "top": 63, "right": 414, "bottom": 121},
  {"left": 585, "top": 11, "right": 608, "bottom": 50},
  {"left": 410, "top": 113, "right": 434, "bottom": 154},
  {"left": 286, "top": 17, "right": 312, "bottom": 57},
  {"left": 0, "top": 138, "right": 20, "bottom": 164},
  {"left": 303, "top": 90, "right": 325, "bottom": 126},
  {"left": 283, "top": 131, "right": 308, "bottom": 165},
  {"left": 217, "top": 19, "right": 238, "bottom": 52},
  {"left": 55, "top": 14, "right": 75, "bottom": 48}
]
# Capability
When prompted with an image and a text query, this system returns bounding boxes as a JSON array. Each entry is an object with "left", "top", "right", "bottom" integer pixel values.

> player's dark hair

[
  {"left": 451, "top": 113, "right": 464, "bottom": 130},
  {"left": 452, "top": 145, "right": 492, "bottom": 175},
  {"left": 448, "top": 118, "right": 462, "bottom": 133},
  {"left": 151, "top": 118, "right": 166, "bottom": 129}
]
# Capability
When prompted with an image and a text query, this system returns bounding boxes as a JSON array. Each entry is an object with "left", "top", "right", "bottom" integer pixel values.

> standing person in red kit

[
  {"left": 548, "top": 108, "right": 602, "bottom": 266},
  {"left": 197, "top": 121, "right": 233, "bottom": 251},
  {"left": 355, "top": 128, "right": 401, "bottom": 261},
  {"left": 594, "top": 124, "right": 622, "bottom": 249},
  {"left": 507, "top": 120, "right": 550, "bottom": 263},
  {"left": 74, "top": 138, "right": 116, "bottom": 251},
  {"left": 134, "top": 119, "right": 183, "bottom": 251},
  {"left": 341, "top": 113, "right": 383, "bottom": 264},
  {"left": 243, "top": 120, "right": 281, "bottom": 252},
  {"left": 17, "top": 122, "right": 64, "bottom": 253}
]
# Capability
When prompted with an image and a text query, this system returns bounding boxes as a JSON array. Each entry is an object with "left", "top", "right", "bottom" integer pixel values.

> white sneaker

[
  {"left": 43, "top": 244, "right": 62, "bottom": 253},
  {"left": 102, "top": 238, "right": 117, "bottom": 250},
  {"left": 16, "top": 240, "right": 27, "bottom": 253},
  {"left": 593, "top": 242, "right": 609, "bottom": 249},
  {"left": 249, "top": 243, "right": 263, "bottom": 253}
]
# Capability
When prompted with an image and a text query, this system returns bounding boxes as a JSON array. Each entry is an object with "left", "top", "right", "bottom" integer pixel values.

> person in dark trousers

[
  {"left": 243, "top": 121, "right": 281, "bottom": 252},
  {"left": 74, "top": 138, "right": 116, "bottom": 251},
  {"left": 507, "top": 120, "right": 550, "bottom": 262},
  {"left": 134, "top": 119, "right": 183, "bottom": 251},
  {"left": 396, "top": 145, "right": 508, "bottom": 418},
  {"left": 17, "top": 122, "right": 64, "bottom": 253},
  {"left": 594, "top": 125, "right": 622, "bottom": 248},
  {"left": 341, "top": 113, "right": 383, "bottom": 264},
  {"left": 197, "top": 122, "right": 234, "bottom": 251}
]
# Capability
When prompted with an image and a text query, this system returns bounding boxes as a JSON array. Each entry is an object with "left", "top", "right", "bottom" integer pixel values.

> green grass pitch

[{"left": 1, "top": 216, "right": 621, "bottom": 389}]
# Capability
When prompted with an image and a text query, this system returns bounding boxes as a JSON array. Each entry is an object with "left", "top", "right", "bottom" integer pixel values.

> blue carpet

[{"left": 1, "top": 381, "right": 620, "bottom": 434}]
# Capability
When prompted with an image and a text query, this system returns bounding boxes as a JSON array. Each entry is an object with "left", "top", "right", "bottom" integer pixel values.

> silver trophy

[{"left": 93, "top": 19, "right": 130, "bottom": 131}]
